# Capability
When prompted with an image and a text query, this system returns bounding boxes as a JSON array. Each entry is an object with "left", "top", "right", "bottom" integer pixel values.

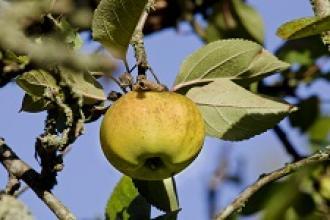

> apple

[{"left": 100, "top": 91, "right": 205, "bottom": 180}]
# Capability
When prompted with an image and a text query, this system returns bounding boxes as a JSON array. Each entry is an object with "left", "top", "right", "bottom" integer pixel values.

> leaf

[
  {"left": 16, "top": 70, "right": 59, "bottom": 97},
  {"left": 174, "top": 39, "right": 260, "bottom": 86},
  {"left": 20, "top": 94, "right": 49, "bottom": 113},
  {"left": 133, "top": 177, "right": 179, "bottom": 213},
  {"left": 3, "top": 50, "right": 29, "bottom": 71},
  {"left": 241, "top": 182, "right": 283, "bottom": 216},
  {"left": 56, "top": 19, "right": 83, "bottom": 50},
  {"left": 262, "top": 180, "right": 301, "bottom": 220},
  {"left": 237, "top": 49, "right": 290, "bottom": 84},
  {"left": 59, "top": 67, "right": 106, "bottom": 104},
  {"left": 289, "top": 96, "right": 320, "bottom": 133},
  {"left": 277, "top": 16, "right": 330, "bottom": 40},
  {"left": 105, "top": 176, "right": 151, "bottom": 220},
  {"left": 309, "top": 117, "right": 330, "bottom": 147},
  {"left": 275, "top": 36, "right": 328, "bottom": 66},
  {"left": 204, "top": 1, "right": 262, "bottom": 43},
  {"left": 186, "top": 79, "right": 296, "bottom": 141},
  {"left": 92, "top": 0, "right": 148, "bottom": 59},
  {"left": 173, "top": 39, "right": 289, "bottom": 92},
  {"left": 232, "top": 0, "right": 264, "bottom": 44}
]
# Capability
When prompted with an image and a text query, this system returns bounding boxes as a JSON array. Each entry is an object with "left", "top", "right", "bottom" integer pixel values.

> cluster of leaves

[
  {"left": 106, "top": 176, "right": 180, "bottom": 220},
  {"left": 1, "top": 0, "right": 330, "bottom": 219},
  {"left": 235, "top": 7, "right": 330, "bottom": 219},
  {"left": 90, "top": 0, "right": 295, "bottom": 219},
  {"left": 240, "top": 162, "right": 330, "bottom": 219},
  {"left": 0, "top": 0, "right": 110, "bottom": 189}
]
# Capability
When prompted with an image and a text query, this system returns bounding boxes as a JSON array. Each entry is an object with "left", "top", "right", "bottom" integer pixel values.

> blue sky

[{"left": 0, "top": 1, "right": 317, "bottom": 219}]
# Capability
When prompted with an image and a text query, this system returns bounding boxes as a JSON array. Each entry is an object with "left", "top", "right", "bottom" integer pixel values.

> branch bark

[
  {"left": 0, "top": 138, "right": 76, "bottom": 220},
  {"left": 213, "top": 147, "right": 330, "bottom": 220}
]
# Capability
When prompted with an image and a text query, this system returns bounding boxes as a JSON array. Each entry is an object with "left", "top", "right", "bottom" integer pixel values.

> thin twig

[
  {"left": 273, "top": 125, "right": 303, "bottom": 161},
  {"left": 131, "top": 0, "right": 156, "bottom": 76},
  {"left": 148, "top": 67, "right": 161, "bottom": 84},
  {"left": 213, "top": 147, "right": 330, "bottom": 220},
  {"left": 0, "top": 138, "right": 76, "bottom": 220}
]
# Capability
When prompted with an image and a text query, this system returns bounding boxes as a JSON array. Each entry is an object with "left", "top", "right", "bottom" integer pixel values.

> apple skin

[{"left": 100, "top": 91, "right": 205, "bottom": 180}]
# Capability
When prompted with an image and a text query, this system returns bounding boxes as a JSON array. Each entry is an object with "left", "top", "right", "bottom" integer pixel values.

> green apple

[{"left": 100, "top": 91, "right": 205, "bottom": 180}]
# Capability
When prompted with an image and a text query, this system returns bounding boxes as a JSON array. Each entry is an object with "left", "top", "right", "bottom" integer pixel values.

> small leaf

[
  {"left": 59, "top": 67, "right": 106, "bottom": 104},
  {"left": 309, "top": 117, "right": 330, "bottom": 147},
  {"left": 3, "top": 50, "right": 29, "bottom": 72},
  {"left": 173, "top": 39, "right": 289, "bottom": 92},
  {"left": 277, "top": 16, "right": 330, "bottom": 40},
  {"left": 241, "top": 182, "right": 283, "bottom": 216},
  {"left": 16, "top": 70, "right": 59, "bottom": 97},
  {"left": 56, "top": 19, "right": 83, "bottom": 50},
  {"left": 232, "top": 0, "right": 264, "bottom": 44},
  {"left": 275, "top": 36, "right": 328, "bottom": 66},
  {"left": 105, "top": 176, "right": 151, "bottom": 220},
  {"left": 262, "top": 180, "right": 301, "bottom": 220},
  {"left": 133, "top": 177, "right": 179, "bottom": 213},
  {"left": 289, "top": 96, "right": 320, "bottom": 133},
  {"left": 186, "top": 79, "right": 296, "bottom": 141},
  {"left": 20, "top": 94, "right": 49, "bottom": 113},
  {"left": 92, "top": 0, "right": 148, "bottom": 59}
]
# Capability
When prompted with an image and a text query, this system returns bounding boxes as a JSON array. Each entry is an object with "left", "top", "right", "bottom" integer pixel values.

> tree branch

[
  {"left": 0, "top": 138, "right": 76, "bottom": 220},
  {"left": 273, "top": 125, "right": 303, "bottom": 161},
  {"left": 131, "top": 0, "right": 155, "bottom": 76},
  {"left": 213, "top": 147, "right": 330, "bottom": 220}
]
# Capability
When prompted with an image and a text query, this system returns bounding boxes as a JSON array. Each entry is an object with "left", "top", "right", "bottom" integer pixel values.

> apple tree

[{"left": 1, "top": 0, "right": 330, "bottom": 219}]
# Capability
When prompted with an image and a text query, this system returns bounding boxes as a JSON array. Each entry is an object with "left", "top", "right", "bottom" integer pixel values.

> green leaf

[
  {"left": 204, "top": 1, "right": 263, "bottom": 43},
  {"left": 232, "top": 0, "right": 264, "bottom": 44},
  {"left": 105, "top": 176, "right": 151, "bottom": 220},
  {"left": 289, "top": 96, "right": 320, "bottom": 133},
  {"left": 309, "top": 117, "right": 330, "bottom": 148},
  {"left": 3, "top": 50, "right": 29, "bottom": 71},
  {"left": 241, "top": 182, "right": 283, "bottom": 216},
  {"left": 186, "top": 79, "right": 296, "bottom": 141},
  {"left": 275, "top": 36, "right": 328, "bottom": 66},
  {"left": 173, "top": 39, "right": 289, "bottom": 92},
  {"left": 56, "top": 19, "right": 83, "bottom": 50},
  {"left": 20, "top": 94, "right": 49, "bottom": 113},
  {"left": 277, "top": 16, "right": 330, "bottom": 40},
  {"left": 16, "top": 70, "right": 59, "bottom": 97},
  {"left": 237, "top": 49, "right": 290, "bottom": 84},
  {"left": 174, "top": 39, "right": 260, "bottom": 86},
  {"left": 59, "top": 67, "right": 106, "bottom": 104},
  {"left": 262, "top": 180, "right": 301, "bottom": 220},
  {"left": 92, "top": 0, "right": 148, "bottom": 59},
  {"left": 133, "top": 177, "right": 179, "bottom": 213}
]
